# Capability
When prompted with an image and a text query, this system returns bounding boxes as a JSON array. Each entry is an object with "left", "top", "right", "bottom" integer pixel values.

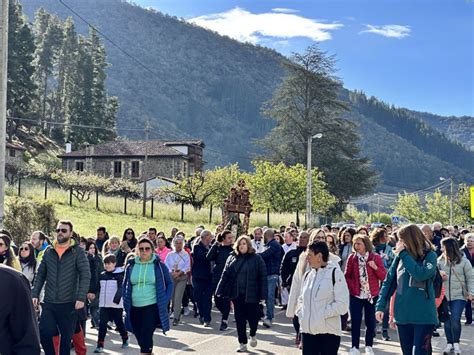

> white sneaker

[
  {"left": 443, "top": 344, "right": 453, "bottom": 354},
  {"left": 183, "top": 307, "right": 190, "bottom": 316},
  {"left": 249, "top": 336, "right": 257, "bottom": 347},
  {"left": 365, "top": 346, "right": 374, "bottom": 355},
  {"left": 453, "top": 343, "right": 461, "bottom": 354},
  {"left": 236, "top": 343, "right": 247, "bottom": 352},
  {"left": 349, "top": 348, "right": 361, "bottom": 355}
]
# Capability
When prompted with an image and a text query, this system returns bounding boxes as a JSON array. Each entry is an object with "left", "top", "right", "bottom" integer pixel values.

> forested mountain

[{"left": 20, "top": 0, "right": 474, "bottom": 192}]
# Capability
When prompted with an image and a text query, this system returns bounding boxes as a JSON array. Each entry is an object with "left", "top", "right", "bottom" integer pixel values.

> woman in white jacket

[{"left": 296, "top": 241, "right": 349, "bottom": 355}]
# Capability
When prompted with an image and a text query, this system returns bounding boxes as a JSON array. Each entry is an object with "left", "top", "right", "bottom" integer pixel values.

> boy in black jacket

[{"left": 94, "top": 254, "right": 128, "bottom": 353}]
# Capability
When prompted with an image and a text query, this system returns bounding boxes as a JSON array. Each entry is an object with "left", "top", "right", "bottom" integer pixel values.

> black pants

[
  {"left": 350, "top": 296, "right": 376, "bottom": 349},
  {"left": 130, "top": 304, "right": 158, "bottom": 353},
  {"left": 302, "top": 333, "right": 340, "bottom": 355},
  {"left": 193, "top": 278, "right": 213, "bottom": 322},
  {"left": 39, "top": 302, "right": 76, "bottom": 355},
  {"left": 214, "top": 282, "right": 231, "bottom": 321},
  {"left": 233, "top": 294, "right": 259, "bottom": 345},
  {"left": 98, "top": 307, "right": 128, "bottom": 344},
  {"left": 293, "top": 315, "right": 300, "bottom": 335},
  {"left": 397, "top": 324, "right": 433, "bottom": 355}
]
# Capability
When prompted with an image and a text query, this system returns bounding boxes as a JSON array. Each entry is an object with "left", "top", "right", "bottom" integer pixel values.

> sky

[{"left": 134, "top": 0, "right": 473, "bottom": 117}]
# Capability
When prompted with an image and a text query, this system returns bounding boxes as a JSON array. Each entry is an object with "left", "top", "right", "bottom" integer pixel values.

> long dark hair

[
  {"left": 122, "top": 228, "right": 136, "bottom": 243},
  {"left": 442, "top": 237, "right": 463, "bottom": 265},
  {"left": 85, "top": 240, "right": 99, "bottom": 256},
  {"left": 19, "top": 242, "right": 37, "bottom": 270}
]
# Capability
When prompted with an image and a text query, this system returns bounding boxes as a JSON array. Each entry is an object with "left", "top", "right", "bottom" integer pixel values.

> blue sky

[{"left": 134, "top": 0, "right": 473, "bottom": 117}]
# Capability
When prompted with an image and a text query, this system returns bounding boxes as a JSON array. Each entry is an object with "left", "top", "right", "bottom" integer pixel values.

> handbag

[{"left": 438, "top": 296, "right": 451, "bottom": 323}]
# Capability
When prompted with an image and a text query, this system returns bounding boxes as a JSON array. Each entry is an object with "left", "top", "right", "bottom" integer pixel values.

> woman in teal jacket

[{"left": 375, "top": 224, "right": 438, "bottom": 355}]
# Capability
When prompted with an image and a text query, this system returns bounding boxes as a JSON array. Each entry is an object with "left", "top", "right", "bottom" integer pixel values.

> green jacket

[
  {"left": 376, "top": 249, "right": 438, "bottom": 325},
  {"left": 32, "top": 240, "right": 91, "bottom": 303},
  {"left": 437, "top": 256, "right": 474, "bottom": 301}
]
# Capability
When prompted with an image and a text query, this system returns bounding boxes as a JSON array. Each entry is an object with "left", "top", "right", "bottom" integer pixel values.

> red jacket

[{"left": 344, "top": 252, "right": 387, "bottom": 297}]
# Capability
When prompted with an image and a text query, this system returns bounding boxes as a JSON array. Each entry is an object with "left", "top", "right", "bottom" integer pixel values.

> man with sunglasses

[{"left": 32, "top": 220, "right": 91, "bottom": 355}]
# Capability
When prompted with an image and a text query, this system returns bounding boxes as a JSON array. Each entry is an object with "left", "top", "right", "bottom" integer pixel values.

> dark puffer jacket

[
  {"left": 216, "top": 252, "right": 268, "bottom": 303},
  {"left": 32, "top": 240, "right": 91, "bottom": 303},
  {"left": 206, "top": 243, "right": 234, "bottom": 286},
  {"left": 260, "top": 239, "right": 284, "bottom": 276}
]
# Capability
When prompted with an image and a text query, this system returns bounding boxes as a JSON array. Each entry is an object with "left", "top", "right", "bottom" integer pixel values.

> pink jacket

[{"left": 156, "top": 247, "right": 171, "bottom": 262}]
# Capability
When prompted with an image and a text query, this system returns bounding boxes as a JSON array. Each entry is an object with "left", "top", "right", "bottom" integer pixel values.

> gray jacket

[{"left": 437, "top": 256, "right": 474, "bottom": 301}]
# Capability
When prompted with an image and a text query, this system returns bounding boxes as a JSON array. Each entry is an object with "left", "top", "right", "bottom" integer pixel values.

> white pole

[{"left": 0, "top": 0, "right": 9, "bottom": 228}]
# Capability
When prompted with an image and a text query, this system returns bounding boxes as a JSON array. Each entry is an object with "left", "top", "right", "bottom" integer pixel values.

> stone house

[
  {"left": 6, "top": 142, "right": 26, "bottom": 167},
  {"left": 58, "top": 140, "right": 205, "bottom": 181}
]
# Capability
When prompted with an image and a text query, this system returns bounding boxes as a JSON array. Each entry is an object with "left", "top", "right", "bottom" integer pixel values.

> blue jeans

[
  {"left": 397, "top": 324, "right": 433, "bottom": 355},
  {"left": 266, "top": 274, "right": 279, "bottom": 321},
  {"left": 444, "top": 299, "right": 466, "bottom": 344}
]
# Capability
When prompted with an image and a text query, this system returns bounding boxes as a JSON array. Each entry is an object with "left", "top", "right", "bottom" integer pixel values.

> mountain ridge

[{"left": 20, "top": 0, "right": 474, "bottom": 193}]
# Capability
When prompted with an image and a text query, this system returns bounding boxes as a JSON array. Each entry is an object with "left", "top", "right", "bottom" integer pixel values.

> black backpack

[{"left": 422, "top": 252, "right": 442, "bottom": 298}]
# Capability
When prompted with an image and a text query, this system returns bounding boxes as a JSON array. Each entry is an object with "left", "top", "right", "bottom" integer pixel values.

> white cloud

[
  {"left": 271, "top": 8, "right": 299, "bottom": 14},
  {"left": 360, "top": 24, "right": 411, "bottom": 38},
  {"left": 189, "top": 7, "right": 343, "bottom": 44}
]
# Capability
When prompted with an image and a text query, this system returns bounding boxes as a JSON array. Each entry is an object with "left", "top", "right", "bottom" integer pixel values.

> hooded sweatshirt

[{"left": 130, "top": 254, "right": 157, "bottom": 307}]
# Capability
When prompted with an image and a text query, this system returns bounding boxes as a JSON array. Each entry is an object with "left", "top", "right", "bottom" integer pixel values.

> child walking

[{"left": 94, "top": 254, "right": 129, "bottom": 353}]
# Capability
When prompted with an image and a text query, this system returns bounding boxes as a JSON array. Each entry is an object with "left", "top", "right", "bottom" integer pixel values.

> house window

[
  {"left": 75, "top": 161, "right": 84, "bottom": 172},
  {"left": 114, "top": 161, "right": 122, "bottom": 178},
  {"left": 131, "top": 161, "right": 140, "bottom": 178},
  {"left": 9, "top": 149, "right": 15, "bottom": 157},
  {"left": 182, "top": 161, "right": 187, "bottom": 176}
]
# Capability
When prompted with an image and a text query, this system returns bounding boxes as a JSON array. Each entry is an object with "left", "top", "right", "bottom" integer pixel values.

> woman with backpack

[
  {"left": 345, "top": 234, "right": 387, "bottom": 355},
  {"left": 438, "top": 237, "right": 474, "bottom": 355},
  {"left": 376, "top": 224, "right": 438, "bottom": 355},
  {"left": 296, "top": 241, "right": 349, "bottom": 355}
]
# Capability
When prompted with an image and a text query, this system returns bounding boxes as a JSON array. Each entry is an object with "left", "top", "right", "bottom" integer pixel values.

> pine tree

[
  {"left": 260, "top": 45, "right": 377, "bottom": 210},
  {"left": 7, "top": 0, "right": 36, "bottom": 139}
]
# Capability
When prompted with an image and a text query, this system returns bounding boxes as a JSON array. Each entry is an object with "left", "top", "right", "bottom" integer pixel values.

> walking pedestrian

[
  {"left": 207, "top": 230, "right": 235, "bottom": 330},
  {"left": 122, "top": 228, "right": 137, "bottom": 251},
  {"left": 461, "top": 232, "right": 474, "bottom": 325},
  {"left": 19, "top": 241, "right": 37, "bottom": 286},
  {"left": 192, "top": 230, "right": 214, "bottom": 327},
  {"left": 86, "top": 240, "right": 103, "bottom": 329},
  {"left": 165, "top": 235, "right": 191, "bottom": 326},
  {"left": 297, "top": 241, "right": 349, "bottom": 355},
  {"left": 345, "top": 234, "right": 387, "bottom": 355},
  {"left": 0, "top": 233, "right": 21, "bottom": 271},
  {"left": 30, "top": 230, "right": 51, "bottom": 263},
  {"left": 438, "top": 237, "right": 474, "bottom": 355},
  {"left": 376, "top": 224, "right": 438, "bottom": 355},
  {"left": 31, "top": 220, "right": 91, "bottom": 355},
  {"left": 216, "top": 235, "right": 267, "bottom": 353},
  {"left": 94, "top": 254, "right": 129, "bottom": 353},
  {"left": 103, "top": 236, "right": 127, "bottom": 267},
  {"left": 123, "top": 237, "right": 173, "bottom": 355},
  {"left": 260, "top": 228, "right": 284, "bottom": 328}
]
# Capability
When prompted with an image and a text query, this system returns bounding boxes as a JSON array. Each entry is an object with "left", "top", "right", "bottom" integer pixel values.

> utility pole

[
  {"left": 377, "top": 194, "right": 380, "bottom": 222},
  {"left": 449, "top": 177, "right": 453, "bottom": 226},
  {"left": 306, "top": 133, "right": 322, "bottom": 228},
  {"left": 142, "top": 120, "right": 150, "bottom": 217},
  {"left": 0, "top": 0, "right": 9, "bottom": 228}
]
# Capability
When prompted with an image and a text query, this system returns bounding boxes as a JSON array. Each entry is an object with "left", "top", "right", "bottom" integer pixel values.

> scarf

[{"left": 357, "top": 252, "right": 372, "bottom": 302}]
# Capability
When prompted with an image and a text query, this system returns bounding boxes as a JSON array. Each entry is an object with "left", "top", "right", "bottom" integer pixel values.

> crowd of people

[{"left": 0, "top": 219, "right": 473, "bottom": 355}]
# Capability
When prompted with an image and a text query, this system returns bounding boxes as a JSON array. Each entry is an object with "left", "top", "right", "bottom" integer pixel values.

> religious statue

[{"left": 222, "top": 180, "right": 252, "bottom": 236}]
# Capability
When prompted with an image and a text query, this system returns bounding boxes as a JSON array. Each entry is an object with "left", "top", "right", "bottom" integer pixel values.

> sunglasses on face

[
  {"left": 20, "top": 247, "right": 29, "bottom": 251},
  {"left": 56, "top": 228, "right": 68, "bottom": 233},
  {"left": 139, "top": 247, "right": 152, "bottom": 252},
  {"left": 126, "top": 231, "right": 133, "bottom": 235}
]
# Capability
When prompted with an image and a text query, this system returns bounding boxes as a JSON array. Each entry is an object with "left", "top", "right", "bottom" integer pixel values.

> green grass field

[{"left": 7, "top": 179, "right": 297, "bottom": 237}]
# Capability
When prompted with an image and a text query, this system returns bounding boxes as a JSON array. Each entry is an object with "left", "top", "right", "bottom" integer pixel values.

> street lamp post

[
  {"left": 439, "top": 176, "right": 454, "bottom": 225},
  {"left": 306, "top": 133, "right": 323, "bottom": 228}
]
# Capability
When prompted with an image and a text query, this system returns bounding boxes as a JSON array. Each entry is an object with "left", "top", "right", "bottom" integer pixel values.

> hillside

[{"left": 20, "top": 0, "right": 474, "bottom": 192}]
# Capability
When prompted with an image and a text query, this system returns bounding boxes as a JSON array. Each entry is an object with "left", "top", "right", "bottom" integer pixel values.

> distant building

[
  {"left": 6, "top": 142, "right": 26, "bottom": 167},
  {"left": 58, "top": 140, "right": 205, "bottom": 181}
]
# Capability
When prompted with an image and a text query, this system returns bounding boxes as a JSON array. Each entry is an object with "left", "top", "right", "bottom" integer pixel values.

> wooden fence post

[
  {"left": 209, "top": 204, "right": 213, "bottom": 224},
  {"left": 181, "top": 201, "right": 184, "bottom": 222},
  {"left": 44, "top": 180, "right": 48, "bottom": 200},
  {"left": 95, "top": 191, "right": 99, "bottom": 210},
  {"left": 151, "top": 198, "right": 154, "bottom": 218},
  {"left": 296, "top": 209, "right": 300, "bottom": 227},
  {"left": 124, "top": 196, "right": 127, "bottom": 214},
  {"left": 69, "top": 188, "right": 73, "bottom": 206}
]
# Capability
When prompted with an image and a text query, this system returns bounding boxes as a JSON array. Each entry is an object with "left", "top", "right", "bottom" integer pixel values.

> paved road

[{"left": 83, "top": 307, "right": 474, "bottom": 354}]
